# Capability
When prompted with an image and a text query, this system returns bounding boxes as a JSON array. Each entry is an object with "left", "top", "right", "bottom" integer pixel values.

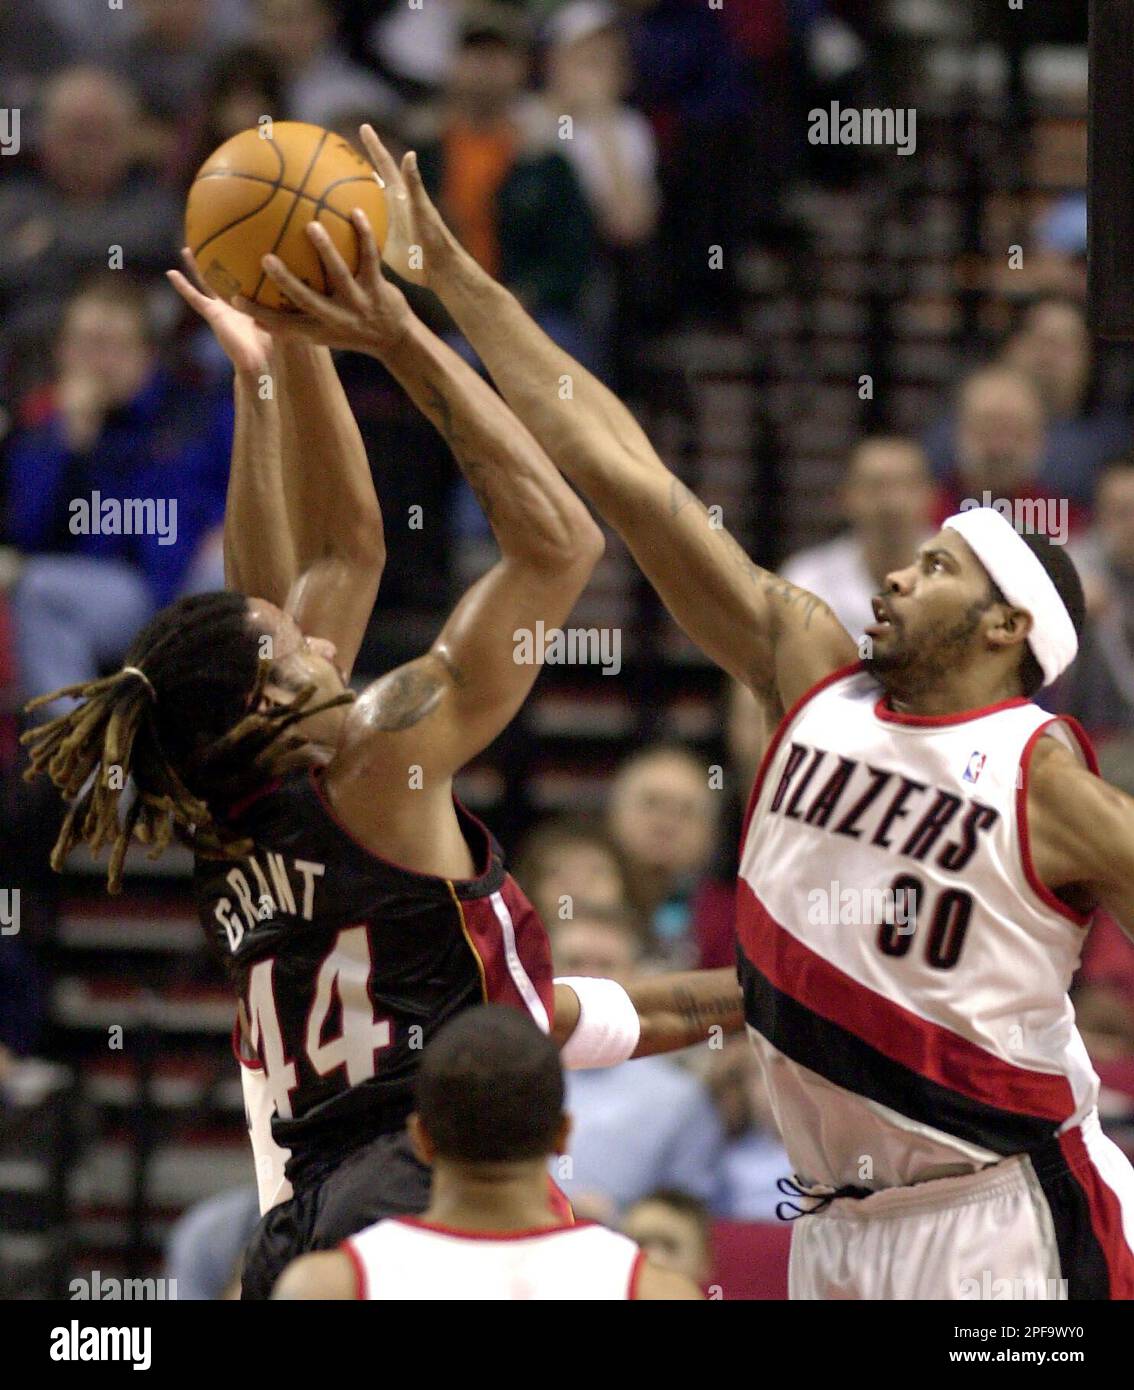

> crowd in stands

[{"left": 2, "top": 0, "right": 1134, "bottom": 1294}]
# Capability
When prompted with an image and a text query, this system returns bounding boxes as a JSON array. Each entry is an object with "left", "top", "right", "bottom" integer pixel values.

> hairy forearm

[
  {"left": 224, "top": 367, "right": 297, "bottom": 600},
  {"left": 378, "top": 316, "right": 598, "bottom": 564},
  {"left": 275, "top": 340, "right": 384, "bottom": 567}
]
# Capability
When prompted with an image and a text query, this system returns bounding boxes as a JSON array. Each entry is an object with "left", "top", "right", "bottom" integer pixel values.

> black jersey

[{"left": 193, "top": 765, "right": 554, "bottom": 1187}]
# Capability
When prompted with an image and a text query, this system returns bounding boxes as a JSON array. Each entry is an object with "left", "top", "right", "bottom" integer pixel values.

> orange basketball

[{"left": 184, "top": 122, "right": 388, "bottom": 309}]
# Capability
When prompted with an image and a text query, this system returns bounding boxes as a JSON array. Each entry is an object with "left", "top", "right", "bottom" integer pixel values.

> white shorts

[{"left": 790, "top": 1112, "right": 1134, "bottom": 1300}]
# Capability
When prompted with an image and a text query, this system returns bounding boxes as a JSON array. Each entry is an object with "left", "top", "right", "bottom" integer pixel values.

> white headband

[{"left": 943, "top": 508, "right": 1078, "bottom": 687}]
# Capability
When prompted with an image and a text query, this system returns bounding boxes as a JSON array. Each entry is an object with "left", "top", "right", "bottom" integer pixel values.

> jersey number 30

[{"left": 246, "top": 925, "right": 393, "bottom": 1119}]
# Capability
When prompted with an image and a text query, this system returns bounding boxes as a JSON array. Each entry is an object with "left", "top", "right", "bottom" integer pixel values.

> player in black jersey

[{"left": 24, "top": 231, "right": 745, "bottom": 1298}]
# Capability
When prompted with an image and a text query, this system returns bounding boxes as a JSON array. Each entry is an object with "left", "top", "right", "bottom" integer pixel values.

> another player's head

[
  {"left": 864, "top": 509, "right": 1085, "bottom": 704},
  {"left": 622, "top": 1190, "right": 712, "bottom": 1289},
  {"left": 409, "top": 1005, "right": 569, "bottom": 1170},
  {"left": 22, "top": 591, "right": 354, "bottom": 893}
]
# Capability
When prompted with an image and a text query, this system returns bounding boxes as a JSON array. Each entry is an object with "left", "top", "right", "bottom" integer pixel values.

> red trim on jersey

[
  {"left": 1057, "top": 1126, "right": 1134, "bottom": 1299},
  {"left": 740, "top": 662, "right": 864, "bottom": 843},
  {"left": 627, "top": 1249, "right": 647, "bottom": 1300},
  {"left": 874, "top": 694, "right": 1029, "bottom": 726},
  {"left": 452, "top": 880, "right": 555, "bottom": 1024},
  {"left": 308, "top": 767, "right": 493, "bottom": 884},
  {"left": 231, "top": 1018, "right": 262, "bottom": 1071},
  {"left": 223, "top": 777, "right": 282, "bottom": 824},
  {"left": 341, "top": 1238, "right": 368, "bottom": 1300},
  {"left": 393, "top": 1215, "right": 596, "bottom": 1242},
  {"left": 736, "top": 879, "right": 1076, "bottom": 1120},
  {"left": 1016, "top": 718, "right": 1100, "bottom": 928}
]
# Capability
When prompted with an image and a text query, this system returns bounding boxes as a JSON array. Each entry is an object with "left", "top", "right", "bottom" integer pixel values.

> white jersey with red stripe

[
  {"left": 343, "top": 1217, "right": 645, "bottom": 1300},
  {"left": 737, "top": 662, "right": 1102, "bottom": 1193}
]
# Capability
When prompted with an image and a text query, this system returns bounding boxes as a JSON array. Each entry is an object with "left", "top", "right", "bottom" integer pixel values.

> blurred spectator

[
  {"left": 1001, "top": 295, "right": 1132, "bottom": 506},
  {"left": 607, "top": 743, "right": 724, "bottom": 966},
  {"left": 165, "top": 1186, "right": 261, "bottom": 1299},
  {"left": 1056, "top": 459, "right": 1134, "bottom": 736},
  {"left": 703, "top": 1038, "right": 789, "bottom": 1222},
  {"left": 552, "top": 907, "right": 725, "bottom": 1217},
  {"left": 109, "top": 0, "right": 233, "bottom": 170},
  {"left": 4, "top": 277, "right": 232, "bottom": 720},
  {"left": 366, "top": 0, "right": 460, "bottom": 98},
  {"left": 621, "top": 1189, "right": 712, "bottom": 1289},
  {"left": 930, "top": 366, "right": 1088, "bottom": 534},
  {"left": 924, "top": 300, "right": 1128, "bottom": 511},
  {"left": 512, "top": 814, "right": 633, "bottom": 929},
  {"left": 531, "top": 1, "right": 660, "bottom": 385},
  {"left": 253, "top": 0, "right": 398, "bottom": 131},
  {"left": 0, "top": 0, "right": 74, "bottom": 114},
  {"left": 781, "top": 436, "right": 936, "bottom": 639},
  {"left": 0, "top": 67, "right": 181, "bottom": 405},
  {"left": 623, "top": 0, "right": 758, "bottom": 327},
  {"left": 412, "top": 4, "right": 595, "bottom": 364}
]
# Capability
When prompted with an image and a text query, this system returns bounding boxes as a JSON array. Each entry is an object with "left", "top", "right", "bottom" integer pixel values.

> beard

[{"left": 863, "top": 598, "right": 992, "bottom": 700}]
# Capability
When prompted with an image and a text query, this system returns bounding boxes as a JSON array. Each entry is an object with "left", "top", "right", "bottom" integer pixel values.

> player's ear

[
  {"left": 986, "top": 603, "right": 1033, "bottom": 655},
  {"left": 407, "top": 1112, "right": 434, "bottom": 1166}
]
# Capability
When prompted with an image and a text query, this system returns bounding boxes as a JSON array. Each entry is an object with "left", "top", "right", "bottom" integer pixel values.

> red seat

[{"left": 709, "top": 1220, "right": 792, "bottom": 1300}]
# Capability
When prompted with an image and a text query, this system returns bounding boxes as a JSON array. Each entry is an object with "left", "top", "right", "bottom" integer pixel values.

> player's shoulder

[{"left": 272, "top": 1248, "right": 358, "bottom": 1300}]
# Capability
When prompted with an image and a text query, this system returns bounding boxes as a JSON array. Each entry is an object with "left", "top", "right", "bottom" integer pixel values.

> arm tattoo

[
  {"left": 423, "top": 381, "right": 496, "bottom": 522},
  {"left": 669, "top": 474, "right": 827, "bottom": 631},
  {"left": 671, "top": 985, "right": 743, "bottom": 1037}
]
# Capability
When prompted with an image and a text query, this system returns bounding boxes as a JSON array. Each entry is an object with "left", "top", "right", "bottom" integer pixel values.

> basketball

[{"left": 184, "top": 121, "right": 389, "bottom": 308}]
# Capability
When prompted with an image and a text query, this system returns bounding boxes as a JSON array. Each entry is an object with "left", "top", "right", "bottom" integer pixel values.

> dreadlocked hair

[{"left": 21, "top": 591, "right": 355, "bottom": 894}]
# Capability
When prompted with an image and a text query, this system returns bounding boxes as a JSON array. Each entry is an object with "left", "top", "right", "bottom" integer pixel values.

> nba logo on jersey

[{"left": 963, "top": 751, "right": 986, "bottom": 784}]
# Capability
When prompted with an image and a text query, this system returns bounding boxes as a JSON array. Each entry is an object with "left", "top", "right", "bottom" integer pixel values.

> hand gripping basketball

[{"left": 236, "top": 212, "right": 413, "bottom": 357}]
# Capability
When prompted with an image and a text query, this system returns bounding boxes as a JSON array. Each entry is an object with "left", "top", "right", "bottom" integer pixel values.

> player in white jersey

[
  {"left": 240, "top": 127, "right": 1134, "bottom": 1300},
  {"left": 273, "top": 1006, "right": 702, "bottom": 1300}
]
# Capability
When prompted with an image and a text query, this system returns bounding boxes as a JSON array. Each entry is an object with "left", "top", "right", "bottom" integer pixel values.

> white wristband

[{"left": 556, "top": 975, "right": 641, "bottom": 1070}]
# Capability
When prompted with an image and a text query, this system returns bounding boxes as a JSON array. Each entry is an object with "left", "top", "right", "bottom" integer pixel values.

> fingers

[
  {"left": 304, "top": 221, "right": 358, "bottom": 302},
  {"left": 351, "top": 208, "right": 383, "bottom": 288},
  {"left": 402, "top": 149, "right": 442, "bottom": 230},
  {"left": 179, "top": 247, "right": 214, "bottom": 299},
  {"left": 258, "top": 252, "right": 330, "bottom": 318},
  {"left": 359, "top": 123, "right": 402, "bottom": 192},
  {"left": 165, "top": 268, "right": 214, "bottom": 317}
]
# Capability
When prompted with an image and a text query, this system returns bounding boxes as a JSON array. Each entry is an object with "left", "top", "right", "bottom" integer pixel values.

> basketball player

[
  {"left": 240, "top": 126, "right": 1134, "bottom": 1300},
  {"left": 274, "top": 1005, "right": 703, "bottom": 1300},
  {"left": 23, "top": 249, "right": 743, "bottom": 1300}
]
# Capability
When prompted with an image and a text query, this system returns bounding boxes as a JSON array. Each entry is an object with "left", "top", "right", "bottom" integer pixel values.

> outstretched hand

[
  {"left": 166, "top": 250, "right": 273, "bottom": 378},
  {"left": 356, "top": 124, "right": 460, "bottom": 289}
]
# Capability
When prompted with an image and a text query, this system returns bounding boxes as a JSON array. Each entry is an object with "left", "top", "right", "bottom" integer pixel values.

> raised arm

[
  {"left": 378, "top": 134, "right": 856, "bottom": 712},
  {"left": 245, "top": 218, "right": 604, "bottom": 787},
  {"left": 168, "top": 259, "right": 384, "bottom": 679}
]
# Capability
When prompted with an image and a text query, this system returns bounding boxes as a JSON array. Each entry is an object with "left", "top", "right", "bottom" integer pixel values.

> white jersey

[
  {"left": 344, "top": 1217, "right": 645, "bottom": 1300},
  {"left": 738, "top": 663, "right": 1101, "bottom": 1192}
]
